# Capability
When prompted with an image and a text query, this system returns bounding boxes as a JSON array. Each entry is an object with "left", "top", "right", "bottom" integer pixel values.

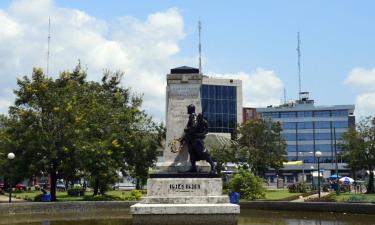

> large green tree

[
  {"left": 1, "top": 66, "right": 163, "bottom": 199},
  {"left": 341, "top": 116, "right": 375, "bottom": 193},
  {"left": 234, "top": 118, "right": 287, "bottom": 176}
]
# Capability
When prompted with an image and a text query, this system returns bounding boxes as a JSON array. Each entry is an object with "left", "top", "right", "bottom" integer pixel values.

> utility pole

[{"left": 334, "top": 127, "right": 340, "bottom": 194}]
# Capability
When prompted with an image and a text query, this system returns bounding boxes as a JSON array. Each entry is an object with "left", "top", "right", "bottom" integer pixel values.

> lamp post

[
  {"left": 315, "top": 151, "right": 322, "bottom": 198},
  {"left": 299, "top": 152, "right": 305, "bottom": 182},
  {"left": 7, "top": 152, "right": 15, "bottom": 203}
]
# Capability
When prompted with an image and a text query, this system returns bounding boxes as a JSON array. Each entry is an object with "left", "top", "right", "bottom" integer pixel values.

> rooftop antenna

[
  {"left": 297, "top": 32, "right": 301, "bottom": 99},
  {"left": 47, "top": 16, "right": 51, "bottom": 77},
  {"left": 198, "top": 20, "right": 202, "bottom": 75}
]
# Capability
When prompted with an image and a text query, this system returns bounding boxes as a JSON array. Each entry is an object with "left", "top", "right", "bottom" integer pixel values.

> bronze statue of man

[{"left": 180, "top": 104, "right": 216, "bottom": 173}]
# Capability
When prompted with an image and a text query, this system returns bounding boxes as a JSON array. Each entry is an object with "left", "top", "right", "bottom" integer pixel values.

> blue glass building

[
  {"left": 201, "top": 77, "right": 242, "bottom": 135},
  {"left": 257, "top": 93, "right": 355, "bottom": 182}
]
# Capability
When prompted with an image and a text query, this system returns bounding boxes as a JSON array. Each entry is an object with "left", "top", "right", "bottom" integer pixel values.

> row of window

[
  {"left": 282, "top": 121, "right": 348, "bottom": 130},
  {"left": 204, "top": 113, "right": 236, "bottom": 133},
  {"left": 201, "top": 85, "right": 236, "bottom": 100},
  {"left": 287, "top": 144, "right": 342, "bottom": 152},
  {"left": 202, "top": 99, "right": 237, "bottom": 114},
  {"left": 286, "top": 156, "right": 343, "bottom": 163},
  {"left": 263, "top": 110, "right": 348, "bottom": 118},
  {"left": 201, "top": 85, "right": 238, "bottom": 134},
  {"left": 283, "top": 132, "right": 343, "bottom": 141}
]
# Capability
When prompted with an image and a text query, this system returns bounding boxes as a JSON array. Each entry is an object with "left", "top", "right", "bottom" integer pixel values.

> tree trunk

[
  {"left": 367, "top": 166, "right": 374, "bottom": 194},
  {"left": 50, "top": 169, "right": 57, "bottom": 201},
  {"left": 93, "top": 178, "right": 99, "bottom": 196},
  {"left": 136, "top": 178, "right": 141, "bottom": 190}
]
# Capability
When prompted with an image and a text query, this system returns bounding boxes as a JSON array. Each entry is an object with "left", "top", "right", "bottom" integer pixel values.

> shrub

[
  {"left": 67, "top": 187, "right": 85, "bottom": 197},
  {"left": 288, "top": 182, "right": 307, "bottom": 193},
  {"left": 83, "top": 195, "right": 122, "bottom": 201},
  {"left": 228, "top": 169, "right": 266, "bottom": 200},
  {"left": 124, "top": 190, "right": 142, "bottom": 201},
  {"left": 306, "top": 193, "right": 335, "bottom": 202},
  {"left": 34, "top": 194, "right": 43, "bottom": 202}
]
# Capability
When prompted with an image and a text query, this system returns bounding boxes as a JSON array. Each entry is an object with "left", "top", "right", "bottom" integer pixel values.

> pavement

[
  {"left": 291, "top": 192, "right": 330, "bottom": 202},
  {"left": 0, "top": 194, "right": 25, "bottom": 203}
]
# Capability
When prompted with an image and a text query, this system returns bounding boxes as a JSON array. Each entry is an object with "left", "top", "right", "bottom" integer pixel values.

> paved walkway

[
  {"left": 291, "top": 192, "right": 330, "bottom": 202},
  {"left": 0, "top": 194, "right": 25, "bottom": 203}
]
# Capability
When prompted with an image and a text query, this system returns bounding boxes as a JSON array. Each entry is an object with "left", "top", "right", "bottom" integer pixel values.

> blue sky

[{"left": 0, "top": 0, "right": 374, "bottom": 120}]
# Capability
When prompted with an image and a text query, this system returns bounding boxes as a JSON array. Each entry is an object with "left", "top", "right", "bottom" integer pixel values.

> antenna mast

[
  {"left": 198, "top": 20, "right": 202, "bottom": 75},
  {"left": 47, "top": 17, "right": 51, "bottom": 77},
  {"left": 297, "top": 32, "right": 301, "bottom": 99}
]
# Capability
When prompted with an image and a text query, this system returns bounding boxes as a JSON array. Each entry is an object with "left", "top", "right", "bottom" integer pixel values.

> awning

[{"left": 283, "top": 160, "right": 303, "bottom": 165}]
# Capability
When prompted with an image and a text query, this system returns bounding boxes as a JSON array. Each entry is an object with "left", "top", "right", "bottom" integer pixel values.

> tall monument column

[{"left": 161, "top": 66, "right": 207, "bottom": 173}]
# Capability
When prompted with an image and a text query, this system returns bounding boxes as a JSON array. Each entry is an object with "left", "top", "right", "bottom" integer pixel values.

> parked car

[
  {"left": 15, "top": 183, "right": 27, "bottom": 191},
  {"left": 56, "top": 181, "right": 66, "bottom": 191}
]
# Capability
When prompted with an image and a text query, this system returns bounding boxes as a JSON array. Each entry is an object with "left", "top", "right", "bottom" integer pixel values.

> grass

[
  {"left": 10, "top": 190, "right": 142, "bottom": 202},
  {"left": 333, "top": 193, "right": 375, "bottom": 203},
  {"left": 262, "top": 189, "right": 304, "bottom": 201}
]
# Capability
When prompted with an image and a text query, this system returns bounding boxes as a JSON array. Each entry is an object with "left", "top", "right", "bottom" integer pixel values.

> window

[
  {"left": 314, "top": 111, "right": 330, "bottom": 117},
  {"left": 287, "top": 145, "right": 296, "bottom": 151},
  {"left": 283, "top": 133, "right": 296, "bottom": 141},
  {"left": 280, "top": 111, "right": 297, "bottom": 118},
  {"left": 315, "top": 144, "right": 331, "bottom": 151},
  {"left": 297, "top": 122, "right": 313, "bottom": 129},
  {"left": 332, "top": 121, "right": 348, "bottom": 128},
  {"left": 314, "top": 121, "right": 330, "bottom": 129},
  {"left": 298, "top": 145, "right": 314, "bottom": 151},
  {"left": 282, "top": 122, "right": 296, "bottom": 129},
  {"left": 331, "top": 110, "right": 348, "bottom": 117},
  {"left": 297, "top": 111, "right": 313, "bottom": 117},
  {"left": 297, "top": 133, "right": 314, "bottom": 141},
  {"left": 262, "top": 112, "right": 279, "bottom": 118},
  {"left": 315, "top": 133, "right": 331, "bottom": 140},
  {"left": 201, "top": 85, "right": 237, "bottom": 133}
]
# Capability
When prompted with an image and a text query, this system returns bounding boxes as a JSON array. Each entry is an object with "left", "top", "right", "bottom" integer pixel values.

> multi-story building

[
  {"left": 256, "top": 92, "right": 355, "bottom": 183},
  {"left": 201, "top": 76, "right": 242, "bottom": 135},
  {"left": 243, "top": 107, "right": 259, "bottom": 122}
]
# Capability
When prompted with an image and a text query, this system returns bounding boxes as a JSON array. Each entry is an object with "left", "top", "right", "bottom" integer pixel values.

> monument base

[
  {"left": 130, "top": 177, "right": 240, "bottom": 225},
  {"left": 132, "top": 214, "right": 238, "bottom": 225}
]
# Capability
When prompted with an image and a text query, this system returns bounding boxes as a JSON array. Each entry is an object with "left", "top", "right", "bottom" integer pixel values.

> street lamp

[
  {"left": 315, "top": 151, "right": 322, "bottom": 198},
  {"left": 299, "top": 152, "right": 305, "bottom": 182},
  {"left": 7, "top": 152, "right": 15, "bottom": 203}
]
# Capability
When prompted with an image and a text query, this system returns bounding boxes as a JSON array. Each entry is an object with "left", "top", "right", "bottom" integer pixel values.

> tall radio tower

[
  {"left": 297, "top": 32, "right": 302, "bottom": 99},
  {"left": 198, "top": 20, "right": 202, "bottom": 75},
  {"left": 47, "top": 17, "right": 51, "bottom": 77}
]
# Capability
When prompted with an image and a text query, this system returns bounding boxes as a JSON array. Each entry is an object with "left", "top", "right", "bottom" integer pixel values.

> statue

[{"left": 180, "top": 104, "right": 216, "bottom": 174}]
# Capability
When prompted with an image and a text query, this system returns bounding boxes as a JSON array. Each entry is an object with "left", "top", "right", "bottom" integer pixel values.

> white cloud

[
  {"left": 0, "top": 0, "right": 187, "bottom": 119},
  {"left": 345, "top": 67, "right": 375, "bottom": 118},
  {"left": 345, "top": 68, "right": 375, "bottom": 92},
  {"left": 209, "top": 68, "right": 284, "bottom": 107}
]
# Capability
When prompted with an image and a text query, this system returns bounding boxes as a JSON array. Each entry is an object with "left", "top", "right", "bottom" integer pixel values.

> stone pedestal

[{"left": 131, "top": 174, "right": 240, "bottom": 225}]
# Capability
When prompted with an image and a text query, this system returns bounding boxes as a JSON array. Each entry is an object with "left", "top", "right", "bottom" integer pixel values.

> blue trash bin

[
  {"left": 229, "top": 192, "right": 240, "bottom": 204},
  {"left": 42, "top": 194, "right": 51, "bottom": 202}
]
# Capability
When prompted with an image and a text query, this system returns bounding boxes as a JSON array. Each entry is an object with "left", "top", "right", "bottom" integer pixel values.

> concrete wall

[
  {"left": 240, "top": 201, "right": 375, "bottom": 214},
  {"left": 0, "top": 201, "right": 374, "bottom": 215},
  {"left": 0, "top": 201, "right": 135, "bottom": 215}
]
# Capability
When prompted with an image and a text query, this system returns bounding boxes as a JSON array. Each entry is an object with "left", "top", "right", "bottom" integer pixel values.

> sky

[{"left": 0, "top": 0, "right": 374, "bottom": 121}]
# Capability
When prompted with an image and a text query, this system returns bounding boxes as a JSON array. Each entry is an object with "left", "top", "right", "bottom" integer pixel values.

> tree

[
  {"left": 2, "top": 67, "right": 86, "bottom": 201},
  {"left": 1, "top": 66, "right": 163, "bottom": 199},
  {"left": 341, "top": 117, "right": 375, "bottom": 193},
  {"left": 234, "top": 118, "right": 287, "bottom": 176}
]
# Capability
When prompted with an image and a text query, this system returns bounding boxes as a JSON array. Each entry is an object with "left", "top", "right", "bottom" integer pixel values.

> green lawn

[
  {"left": 333, "top": 193, "right": 375, "bottom": 203},
  {"left": 262, "top": 189, "right": 304, "bottom": 201},
  {"left": 10, "top": 190, "right": 141, "bottom": 202}
]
